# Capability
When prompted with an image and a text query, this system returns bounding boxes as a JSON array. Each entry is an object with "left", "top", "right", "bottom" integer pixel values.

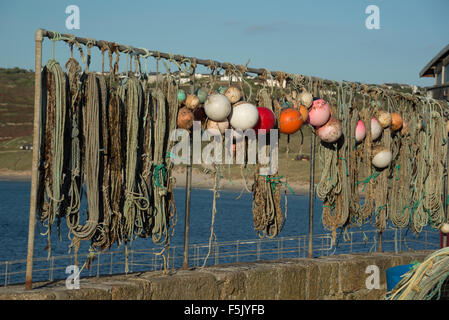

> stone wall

[{"left": 0, "top": 251, "right": 432, "bottom": 300}]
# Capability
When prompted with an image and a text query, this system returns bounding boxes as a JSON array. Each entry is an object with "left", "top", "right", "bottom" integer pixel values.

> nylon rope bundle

[
  {"left": 38, "top": 58, "right": 67, "bottom": 257},
  {"left": 387, "top": 247, "right": 449, "bottom": 300},
  {"left": 70, "top": 72, "right": 101, "bottom": 241},
  {"left": 34, "top": 35, "right": 449, "bottom": 274},
  {"left": 251, "top": 86, "right": 286, "bottom": 239}
]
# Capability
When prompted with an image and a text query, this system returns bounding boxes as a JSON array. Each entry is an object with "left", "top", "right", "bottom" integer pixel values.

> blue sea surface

[
  {"left": 0, "top": 180, "right": 440, "bottom": 285},
  {"left": 0, "top": 180, "right": 328, "bottom": 262}
]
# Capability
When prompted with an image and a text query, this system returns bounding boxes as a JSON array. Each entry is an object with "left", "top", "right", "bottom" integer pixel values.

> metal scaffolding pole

[
  {"left": 25, "top": 29, "right": 44, "bottom": 290},
  {"left": 308, "top": 133, "right": 316, "bottom": 258}
]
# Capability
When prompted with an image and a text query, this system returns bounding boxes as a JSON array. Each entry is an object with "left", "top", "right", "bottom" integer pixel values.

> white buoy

[
  {"left": 372, "top": 146, "right": 392, "bottom": 169},
  {"left": 229, "top": 102, "right": 259, "bottom": 130},
  {"left": 204, "top": 93, "right": 231, "bottom": 121},
  {"left": 441, "top": 223, "right": 449, "bottom": 234},
  {"left": 298, "top": 90, "right": 313, "bottom": 108},
  {"left": 206, "top": 119, "right": 229, "bottom": 134},
  {"left": 224, "top": 86, "right": 242, "bottom": 104},
  {"left": 316, "top": 117, "right": 342, "bottom": 143},
  {"left": 377, "top": 110, "right": 392, "bottom": 128},
  {"left": 371, "top": 118, "right": 383, "bottom": 141}
]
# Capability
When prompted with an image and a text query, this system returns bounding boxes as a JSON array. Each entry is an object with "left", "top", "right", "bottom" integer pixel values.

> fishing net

[
  {"left": 34, "top": 31, "right": 449, "bottom": 273},
  {"left": 37, "top": 38, "right": 179, "bottom": 268}
]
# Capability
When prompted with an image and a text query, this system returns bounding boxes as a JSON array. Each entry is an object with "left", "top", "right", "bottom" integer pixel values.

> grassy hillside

[
  {"left": 0, "top": 67, "right": 313, "bottom": 183},
  {"left": 0, "top": 68, "right": 34, "bottom": 171}
]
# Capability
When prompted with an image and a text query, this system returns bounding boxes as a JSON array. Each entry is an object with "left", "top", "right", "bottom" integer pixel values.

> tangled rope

[
  {"left": 387, "top": 247, "right": 449, "bottom": 300},
  {"left": 38, "top": 59, "right": 67, "bottom": 257},
  {"left": 70, "top": 73, "right": 101, "bottom": 241}
]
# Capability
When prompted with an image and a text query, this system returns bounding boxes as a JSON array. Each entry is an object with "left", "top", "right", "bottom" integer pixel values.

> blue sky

[{"left": 0, "top": 0, "right": 447, "bottom": 87}]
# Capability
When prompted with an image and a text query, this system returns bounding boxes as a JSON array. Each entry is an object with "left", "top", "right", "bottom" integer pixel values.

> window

[
  {"left": 437, "top": 71, "right": 442, "bottom": 84},
  {"left": 445, "top": 63, "right": 449, "bottom": 84}
]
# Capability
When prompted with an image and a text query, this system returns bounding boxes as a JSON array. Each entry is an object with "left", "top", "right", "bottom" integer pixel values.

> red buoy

[{"left": 253, "top": 107, "right": 276, "bottom": 133}]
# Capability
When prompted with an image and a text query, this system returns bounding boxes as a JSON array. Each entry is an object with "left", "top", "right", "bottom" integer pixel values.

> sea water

[
  {"left": 0, "top": 180, "right": 440, "bottom": 285},
  {"left": 0, "top": 180, "right": 328, "bottom": 262}
]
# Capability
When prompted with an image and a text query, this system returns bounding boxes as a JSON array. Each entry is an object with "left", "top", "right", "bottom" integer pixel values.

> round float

[
  {"left": 391, "top": 113, "right": 403, "bottom": 131},
  {"left": 372, "top": 146, "right": 393, "bottom": 169},
  {"left": 185, "top": 94, "right": 200, "bottom": 110},
  {"left": 196, "top": 88, "right": 208, "bottom": 104},
  {"left": 204, "top": 93, "right": 232, "bottom": 121},
  {"left": 441, "top": 223, "right": 449, "bottom": 234},
  {"left": 316, "top": 117, "right": 342, "bottom": 143},
  {"left": 177, "top": 107, "right": 194, "bottom": 129},
  {"left": 308, "top": 99, "right": 331, "bottom": 127},
  {"left": 377, "top": 110, "right": 392, "bottom": 128},
  {"left": 371, "top": 118, "right": 383, "bottom": 141},
  {"left": 253, "top": 107, "right": 276, "bottom": 133},
  {"left": 298, "top": 90, "right": 313, "bottom": 108},
  {"left": 178, "top": 89, "right": 186, "bottom": 103},
  {"left": 206, "top": 119, "right": 229, "bottom": 134},
  {"left": 279, "top": 108, "right": 303, "bottom": 134},
  {"left": 229, "top": 102, "right": 259, "bottom": 130},
  {"left": 355, "top": 120, "right": 366, "bottom": 143},
  {"left": 225, "top": 86, "right": 242, "bottom": 104}
]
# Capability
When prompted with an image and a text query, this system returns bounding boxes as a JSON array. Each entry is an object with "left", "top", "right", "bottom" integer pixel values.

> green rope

[
  {"left": 356, "top": 171, "right": 381, "bottom": 192},
  {"left": 395, "top": 164, "right": 401, "bottom": 181},
  {"left": 153, "top": 164, "right": 167, "bottom": 188},
  {"left": 338, "top": 157, "right": 349, "bottom": 177},
  {"left": 261, "top": 175, "right": 294, "bottom": 194}
]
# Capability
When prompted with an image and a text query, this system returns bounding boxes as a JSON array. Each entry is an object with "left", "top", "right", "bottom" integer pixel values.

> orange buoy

[
  {"left": 390, "top": 113, "right": 403, "bottom": 131},
  {"left": 279, "top": 108, "right": 303, "bottom": 134},
  {"left": 177, "top": 107, "right": 194, "bottom": 129},
  {"left": 299, "top": 105, "right": 309, "bottom": 123}
]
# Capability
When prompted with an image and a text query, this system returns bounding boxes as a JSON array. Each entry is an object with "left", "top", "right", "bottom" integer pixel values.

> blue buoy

[{"left": 386, "top": 264, "right": 414, "bottom": 292}]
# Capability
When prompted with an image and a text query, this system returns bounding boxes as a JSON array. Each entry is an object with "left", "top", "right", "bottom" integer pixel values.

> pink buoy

[
  {"left": 308, "top": 99, "right": 331, "bottom": 127},
  {"left": 355, "top": 120, "right": 366, "bottom": 143}
]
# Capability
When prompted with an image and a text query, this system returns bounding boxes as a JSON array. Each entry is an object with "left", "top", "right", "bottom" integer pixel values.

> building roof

[{"left": 419, "top": 44, "right": 449, "bottom": 78}]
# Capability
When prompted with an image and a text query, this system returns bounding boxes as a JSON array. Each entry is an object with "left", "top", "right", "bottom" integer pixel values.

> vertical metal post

[
  {"left": 308, "top": 133, "right": 316, "bottom": 258},
  {"left": 110, "top": 252, "right": 113, "bottom": 275},
  {"left": 378, "top": 232, "right": 383, "bottom": 253},
  {"left": 236, "top": 240, "right": 239, "bottom": 263},
  {"left": 182, "top": 76, "right": 195, "bottom": 270},
  {"left": 443, "top": 140, "right": 449, "bottom": 248},
  {"left": 25, "top": 29, "right": 44, "bottom": 290},
  {"left": 214, "top": 244, "right": 219, "bottom": 265},
  {"left": 5, "top": 262, "right": 9, "bottom": 287},
  {"left": 182, "top": 139, "right": 193, "bottom": 269}
]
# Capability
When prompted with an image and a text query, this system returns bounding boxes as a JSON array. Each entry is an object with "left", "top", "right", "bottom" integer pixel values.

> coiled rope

[
  {"left": 387, "top": 247, "right": 449, "bottom": 300},
  {"left": 70, "top": 73, "right": 101, "bottom": 241},
  {"left": 38, "top": 59, "right": 67, "bottom": 257}
]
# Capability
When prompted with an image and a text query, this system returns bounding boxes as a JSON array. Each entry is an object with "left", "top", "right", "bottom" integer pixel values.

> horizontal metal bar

[
  {"left": 38, "top": 29, "right": 448, "bottom": 105},
  {"left": 41, "top": 29, "right": 275, "bottom": 77}
]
